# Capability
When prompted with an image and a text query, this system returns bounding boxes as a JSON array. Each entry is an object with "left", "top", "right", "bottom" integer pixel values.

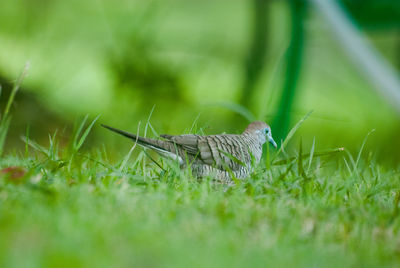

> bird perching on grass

[{"left": 102, "top": 122, "right": 277, "bottom": 182}]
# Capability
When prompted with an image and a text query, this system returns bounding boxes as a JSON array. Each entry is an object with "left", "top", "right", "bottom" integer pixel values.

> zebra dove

[{"left": 102, "top": 121, "right": 277, "bottom": 181}]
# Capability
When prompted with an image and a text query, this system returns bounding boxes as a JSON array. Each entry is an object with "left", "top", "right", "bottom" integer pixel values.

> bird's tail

[
  {"left": 101, "top": 124, "right": 140, "bottom": 141},
  {"left": 101, "top": 124, "right": 157, "bottom": 148},
  {"left": 101, "top": 124, "right": 178, "bottom": 157}
]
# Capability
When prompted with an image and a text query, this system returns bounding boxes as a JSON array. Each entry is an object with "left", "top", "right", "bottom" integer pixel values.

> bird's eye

[{"left": 265, "top": 128, "right": 269, "bottom": 134}]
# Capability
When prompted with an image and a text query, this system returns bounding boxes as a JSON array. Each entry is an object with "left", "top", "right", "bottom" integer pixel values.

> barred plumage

[{"left": 102, "top": 121, "right": 277, "bottom": 182}]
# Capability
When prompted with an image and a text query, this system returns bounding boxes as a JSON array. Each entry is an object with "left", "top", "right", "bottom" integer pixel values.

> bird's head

[{"left": 244, "top": 121, "right": 277, "bottom": 148}]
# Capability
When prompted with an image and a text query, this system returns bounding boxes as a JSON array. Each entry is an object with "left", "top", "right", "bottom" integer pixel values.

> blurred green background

[{"left": 1, "top": 0, "right": 399, "bottom": 163}]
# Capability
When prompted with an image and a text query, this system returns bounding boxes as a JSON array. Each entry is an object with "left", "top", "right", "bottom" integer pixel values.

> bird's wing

[
  {"left": 160, "top": 134, "right": 200, "bottom": 155},
  {"left": 162, "top": 134, "right": 248, "bottom": 171},
  {"left": 202, "top": 135, "right": 249, "bottom": 171}
]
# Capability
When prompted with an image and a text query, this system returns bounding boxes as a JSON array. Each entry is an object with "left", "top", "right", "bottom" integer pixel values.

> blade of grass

[
  {"left": 342, "top": 156, "right": 352, "bottom": 175},
  {"left": 21, "top": 136, "right": 50, "bottom": 157},
  {"left": 48, "top": 131, "right": 59, "bottom": 161},
  {"left": 297, "top": 137, "right": 308, "bottom": 180},
  {"left": 144, "top": 150, "right": 166, "bottom": 172},
  {"left": 307, "top": 136, "right": 316, "bottom": 173},
  {"left": 355, "top": 129, "right": 375, "bottom": 169},
  {"left": 272, "top": 110, "right": 312, "bottom": 161},
  {"left": 272, "top": 147, "right": 344, "bottom": 166},
  {"left": 144, "top": 105, "right": 155, "bottom": 138},
  {"left": 3, "top": 63, "right": 29, "bottom": 119},
  {"left": 119, "top": 121, "right": 141, "bottom": 172},
  {"left": 217, "top": 149, "right": 246, "bottom": 167},
  {"left": 265, "top": 141, "right": 271, "bottom": 170},
  {"left": 189, "top": 113, "right": 201, "bottom": 134},
  {"left": 344, "top": 150, "right": 356, "bottom": 172},
  {"left": 0, "top": 117, "right": 11, "bottom": 155},
  {"left": 72, "top": 115, "right": 89, "bottom": 149},
  {"left": 0, "top": 63, "right": 29, "bottom": 155},
  {"left": 142, "top": 106, "right": 156, "bottom": 177},
  {"left": 25, "top": 125, "right": 30, "bottom": 158},
  {"left": 74, "top": 115, "right": 100, "bottom": 152},
  {"left": 278, "top": 161, "right": 295, "bottom": 181}
]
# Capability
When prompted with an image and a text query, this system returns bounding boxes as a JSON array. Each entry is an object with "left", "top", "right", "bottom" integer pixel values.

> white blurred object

[{"left": 311, "top": 0, "right": 400, "bottom": 115}]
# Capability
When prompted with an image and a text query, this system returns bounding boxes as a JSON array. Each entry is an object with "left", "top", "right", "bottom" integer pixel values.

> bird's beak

[{"left": 268, "top": 133, "right": 277, "bottom": 148}]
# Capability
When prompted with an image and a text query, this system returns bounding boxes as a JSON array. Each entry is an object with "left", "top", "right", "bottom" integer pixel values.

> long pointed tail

[
  {"left": 101, "top": 124, "right": 170, "bottom": 152},
  {"left": 101, "top": 124, "right": 183, "bottom": 163},
  {"left": 101, "top": 124, "right": 139, "bottom": 141}
]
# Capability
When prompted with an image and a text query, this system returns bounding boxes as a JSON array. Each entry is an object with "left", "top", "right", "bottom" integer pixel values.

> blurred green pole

[
  {"left": 272, "top": 0, "right": 307, "bottom": 143},
  {"left": 239, "top": 0, "right": 269, "bottom": 110}
]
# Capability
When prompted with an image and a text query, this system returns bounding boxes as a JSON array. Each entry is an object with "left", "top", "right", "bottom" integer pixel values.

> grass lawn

[{"left": 1, "top": 120, "right": 400, "bottom": 268}]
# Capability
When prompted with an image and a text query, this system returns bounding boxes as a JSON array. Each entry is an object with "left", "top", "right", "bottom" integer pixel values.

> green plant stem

[
  {"left": 272, "top": 0, "right": 307, "bottom": 142},
  {"left": 3, "top": 63, "right": 29, "bottom": 119}
]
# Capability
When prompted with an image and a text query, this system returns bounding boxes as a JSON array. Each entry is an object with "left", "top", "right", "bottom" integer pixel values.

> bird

[{"left": 102, "top": 121, "right": 277, "bottom": 182}]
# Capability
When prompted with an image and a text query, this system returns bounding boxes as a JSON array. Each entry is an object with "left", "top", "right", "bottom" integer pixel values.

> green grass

[
  {"left": 1, "top": 119, "right": 400, "bottom": 267},
  {"left": 1, "top": 71, "right": 400, "bottom": 267}
]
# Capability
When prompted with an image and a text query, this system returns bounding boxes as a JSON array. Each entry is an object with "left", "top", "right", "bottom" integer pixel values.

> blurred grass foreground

[{"left": 1, "top": 0, "right": 400, "bottom": 267}]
